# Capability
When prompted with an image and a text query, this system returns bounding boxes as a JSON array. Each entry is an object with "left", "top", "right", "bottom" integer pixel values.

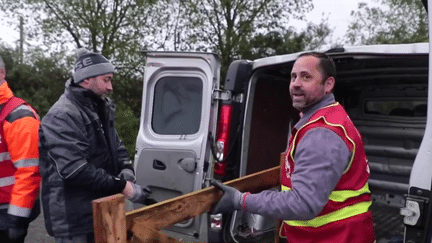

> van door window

[{"left": 152, "top": 76, "right": 203, "bottom": 134}]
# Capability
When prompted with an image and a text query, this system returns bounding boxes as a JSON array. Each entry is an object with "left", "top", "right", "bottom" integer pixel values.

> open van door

[
  {"left": 134, "top": 52, "right": 220, "bottom": 241},
  {"left": 401, "top": 0, "right": 432, "bottom": 242}
]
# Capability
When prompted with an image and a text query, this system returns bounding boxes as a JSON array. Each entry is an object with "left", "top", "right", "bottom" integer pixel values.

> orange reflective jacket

[{"left": 0, "top": 81, "right": 40, "bottom": 219}]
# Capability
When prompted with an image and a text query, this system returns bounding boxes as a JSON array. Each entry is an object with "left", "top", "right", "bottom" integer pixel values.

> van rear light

[
  {"left": 210, "top": 213, "right": 223, "bottom": 230},
  {"left": 214, "top": 104, "right": 233, "bottom": 176}
]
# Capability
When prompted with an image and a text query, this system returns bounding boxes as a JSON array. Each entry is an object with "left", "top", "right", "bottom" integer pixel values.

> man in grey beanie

[{"left": 39, "top": 48, "right": 155, "bottom": 242}]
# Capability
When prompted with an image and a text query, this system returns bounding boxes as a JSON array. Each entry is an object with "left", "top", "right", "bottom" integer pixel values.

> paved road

[{"left": 26, "top": 213, "right": 52, "bottom": 243}]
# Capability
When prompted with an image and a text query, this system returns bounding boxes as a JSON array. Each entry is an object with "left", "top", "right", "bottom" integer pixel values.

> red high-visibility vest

[{"left": 280, "top": 102, "right": 375, "bottom": 243}]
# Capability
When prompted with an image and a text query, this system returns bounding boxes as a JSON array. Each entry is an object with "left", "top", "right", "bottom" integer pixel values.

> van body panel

[
  {"left": 252, "top": 43, "right": 429, "bottom": 71},
  {"left": 409, "top": 22, "right": 432, "bottom": 192}
]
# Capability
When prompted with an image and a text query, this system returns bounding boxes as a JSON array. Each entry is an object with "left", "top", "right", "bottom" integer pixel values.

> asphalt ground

[
  {"left": 371, "top": 203, "right": 404, "bottom": 243},
  {"left": 26, "top": 212, "right": 52, "bottom": 243}
]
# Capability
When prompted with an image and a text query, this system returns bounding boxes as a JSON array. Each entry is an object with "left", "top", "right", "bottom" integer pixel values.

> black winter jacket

[{"left": 39, "top": 83, "right": 131, "bottom": 237}]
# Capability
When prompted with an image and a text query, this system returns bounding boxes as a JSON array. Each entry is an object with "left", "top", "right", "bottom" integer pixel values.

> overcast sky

[
  {"left": 0, "top": 11, "right": 20, "bottom": 46},
  {"left": 0, "top": 0, "right": 378, "bottom": 48},
  {"left": 292, "top": 0, "right": 380, "bottom": 41}
]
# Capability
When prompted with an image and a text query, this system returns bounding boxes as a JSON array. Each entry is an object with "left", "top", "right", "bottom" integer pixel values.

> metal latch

[
  {"left": 213, "top": 89, "right": 244, "bottom": 103},
  {"left": 401, "top": 199, "right": 421, "bottom": 226},
  {"left": 213, "top": 89, "right": 232, "bottom": 101}
]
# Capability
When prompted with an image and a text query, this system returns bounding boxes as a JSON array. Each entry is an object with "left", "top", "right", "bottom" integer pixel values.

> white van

[
  {"left": 132, "top": 43, "right": 430, "bottom": 242},
  {"left": 133, "top": 5, "right": 432, "bottom": 242}
]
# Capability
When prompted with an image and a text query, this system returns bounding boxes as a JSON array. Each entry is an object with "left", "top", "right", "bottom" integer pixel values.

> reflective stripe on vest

[
  {"left": 282, "top": 182, "right": 370, "bottom": 203},
  {"left": 8, "top": 204, "right": 32, "bottom": 218},
  {"left": 320, "top": 116, "right": 356, "bottom": 174},
  {"left": 284, "top": 201, "right": 372, "bottom": 228},
  {"left": 0, "top": 176, "right": 15, "bottom": 187},
  {"left": 0, "top": 152, "right": 11, "bottom": 163},
  {"left": 14, "top": 158, "right": 39, "bottom": 168}
]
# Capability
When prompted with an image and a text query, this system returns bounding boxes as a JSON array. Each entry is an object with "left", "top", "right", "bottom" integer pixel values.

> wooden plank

[
  {"left": 130, "top": 221, "right": 180, "bottom": 243},
  {"left": 126, "top": 165, "right": 281, "bottom": 235},
  {"left": 93, "top": 193, "right": 127, "bottom": 243}
]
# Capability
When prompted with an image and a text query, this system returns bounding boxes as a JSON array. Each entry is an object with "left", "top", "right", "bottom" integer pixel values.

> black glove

[
  {"left": 144, "top": 197, "right": 158, "bottom": 206},
  {"left": 7, "top": 214, "right": 29, "bottom": 243},
  {"left": 211, "top": 180, "right": 243, "bottom": 214},
  {"left": 118, "top": 168, "right": 136, "bottom": 183},
  {"left": 128, "top": 183, "right": 152, "bottom": 204},
  {"left": 8, "top": 227, "right": 27, "bottom": 242}
]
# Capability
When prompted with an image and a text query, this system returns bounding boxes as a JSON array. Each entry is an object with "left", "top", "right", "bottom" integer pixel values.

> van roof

[{"left": 252, "top": 42, "right": 429, "bottom": 70}]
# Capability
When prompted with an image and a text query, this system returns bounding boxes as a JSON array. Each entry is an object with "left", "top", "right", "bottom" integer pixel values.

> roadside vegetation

[{"left": 0, "top": 0, "right": 427, "bottom": 157}]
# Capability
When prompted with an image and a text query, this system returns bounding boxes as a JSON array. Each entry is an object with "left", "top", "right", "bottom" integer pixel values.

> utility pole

[{"left": 19, "top": 16, "right": 24, "bottom": 64}]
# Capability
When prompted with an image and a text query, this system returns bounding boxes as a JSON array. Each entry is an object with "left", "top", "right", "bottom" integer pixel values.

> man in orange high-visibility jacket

[
  {"left": 211, "top": 52, "right": 376, "bottom": 242},
  {"left": 0, "top": 55, "right": 41, "bottom": 243}
]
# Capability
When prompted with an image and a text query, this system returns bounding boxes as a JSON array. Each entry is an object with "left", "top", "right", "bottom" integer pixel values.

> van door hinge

[
  {"left": 213, "top": 89, "right": 232, "bottom": 101},
  {"left": 213, "top": 89, "right": 243, "bottom": 103},
  {"left": 401, "top": 197, "right": 426, "bottom": 227}
]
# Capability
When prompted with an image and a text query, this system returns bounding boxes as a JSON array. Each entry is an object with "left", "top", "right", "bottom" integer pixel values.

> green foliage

[
  {"left": 178, "top": 0, "right": 314, "bottom": 80},
  {"left": 109, "top": 73, "right": 143, "bottom": 158},
  {"left": 240, "top": 20, "right": 332, "bottom": 60},
  {"left": 110, "top": 72, "right": 143, "bottom": 118},
  {"left": 114, "top": 101, "right": 140, "bottom": 159},
  {"left": 0, "top": 46, "right": 70, "bottom": 117},
  {"left": 0, "top": 45, "right": 140, "bottom": 158},
  {"left": 0, "top": 0, "right": 335, "bottom": 160},
  {"left": 0, "top": 0, "right": 158, "bottom": 77},
  {"left": 346, "top": 0, "right": 428, "bottom": 45}
]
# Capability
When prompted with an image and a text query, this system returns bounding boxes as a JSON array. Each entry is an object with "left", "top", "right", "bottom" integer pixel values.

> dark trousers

[{"left": 0, "top": 230, "right": 26, "bottom": 243}]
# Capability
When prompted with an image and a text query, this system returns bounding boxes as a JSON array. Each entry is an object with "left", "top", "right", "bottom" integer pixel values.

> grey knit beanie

[{"left": 72, "top": 48, "right": 115, "bottom": 84}]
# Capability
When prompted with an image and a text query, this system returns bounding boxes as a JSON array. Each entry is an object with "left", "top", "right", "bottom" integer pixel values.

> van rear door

[
  {"left": 134, "top": 52, "right": 220, "bottom": 240},
  {"left": 401, "top": 0, "right": 432, "bottom": 242}
]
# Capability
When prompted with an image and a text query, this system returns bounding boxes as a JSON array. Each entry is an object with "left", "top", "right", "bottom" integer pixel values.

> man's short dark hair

[{"left": 298, "top": 52, "right": 337, "bottom": 82}]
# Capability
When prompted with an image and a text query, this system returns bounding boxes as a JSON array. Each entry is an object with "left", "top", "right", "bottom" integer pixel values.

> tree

[
  {"left": 240, "top": 19, "right": 332, "bottom": 60},
  {"left": 0, "top": 0, "right": 161, "bottom": 77},
  {"left": 346, "top": 0, "right": 428, "bottom": 45},
  {"left": 114, "top": 101, "right": 140, "bottom": 157},
  {"left": 0, "top": 45, "right": 71, "bottom": 117},
  {"left": 0, "top": 44, "right": 141, "bottom": 157},
  {"left": 1, "top": 0, "right": 333, "bottom": 157},
  {"left": 133, "top": 0, "right": 195, "bottom": 52},
  {"left": 176, "top": 0, "right": 313, "bottom": 79},
  {"left": 2, "top": 0, "right": 154, "bottom": 55}
]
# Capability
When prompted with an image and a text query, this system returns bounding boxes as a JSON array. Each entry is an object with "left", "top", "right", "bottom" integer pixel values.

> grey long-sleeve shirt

[{"left": 244, "top": 94, "right": 352, "bottom": 220}]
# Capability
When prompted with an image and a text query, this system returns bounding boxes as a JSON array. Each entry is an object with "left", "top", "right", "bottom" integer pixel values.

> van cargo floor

[{"left": 371, "top": 202, "right": 405, "bottom": 243}]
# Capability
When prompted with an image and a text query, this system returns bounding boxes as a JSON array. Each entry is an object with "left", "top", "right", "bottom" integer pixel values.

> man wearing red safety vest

[
  {"left": 0, "top": 56, "right": 41, "bottom": 243},
  {"left": 211, "top": 52, "right": 376, "bottom": 242}
]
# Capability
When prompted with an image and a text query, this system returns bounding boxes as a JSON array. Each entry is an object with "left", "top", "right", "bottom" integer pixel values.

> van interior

[{"left": 237, "top": 53, "right": 428, "bottom": 241}]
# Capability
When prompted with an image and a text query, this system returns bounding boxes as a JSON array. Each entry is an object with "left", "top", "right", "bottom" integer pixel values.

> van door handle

[
  {"left": 153, "top": 160, "right": 167, "bottom": 170},
  {"left": 179, "top": 158, "right": 197, "bottom": 173}
]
